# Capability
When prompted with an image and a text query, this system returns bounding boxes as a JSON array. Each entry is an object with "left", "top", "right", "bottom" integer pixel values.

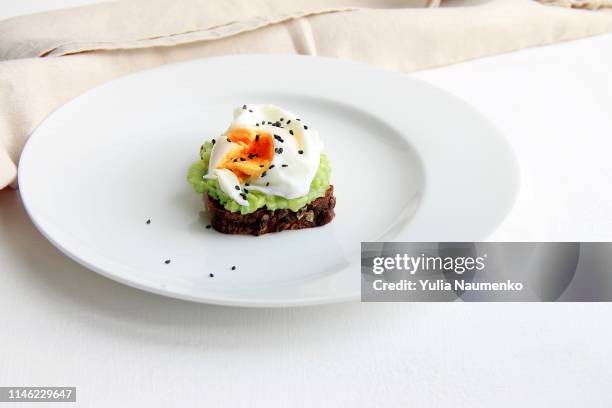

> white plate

[{"left": 19, "top": 55, "right": 518, "bottom": 307}]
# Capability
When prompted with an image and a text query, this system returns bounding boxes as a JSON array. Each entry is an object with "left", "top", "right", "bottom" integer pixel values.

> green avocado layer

[{"left": 187, "top": 140, "right": 331, "bottom": 214}]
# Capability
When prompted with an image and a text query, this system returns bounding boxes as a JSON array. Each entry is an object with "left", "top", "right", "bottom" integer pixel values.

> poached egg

[{"left": 205, "top": 104, "right": 322, "bottom": 206}]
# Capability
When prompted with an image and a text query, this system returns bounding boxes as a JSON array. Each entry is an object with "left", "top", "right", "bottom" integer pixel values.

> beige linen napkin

[
  {"left": 1, "top": 0, "right": 611, "bottom": 189},
  {"left": 0, "top": 0, "right": 440, "bottom": 60},
  {"left": 541, "top": 0, "right": 612, "bottom": 8}
]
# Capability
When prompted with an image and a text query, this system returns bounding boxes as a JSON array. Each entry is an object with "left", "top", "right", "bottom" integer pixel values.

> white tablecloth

[{"left": 1, "top": 2, "right": 611, "bottom": 407}]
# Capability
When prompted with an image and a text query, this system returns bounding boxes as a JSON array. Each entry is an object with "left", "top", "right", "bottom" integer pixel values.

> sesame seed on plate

[
  {"left": 212, "top": 138, "right": 216, "bottom": 145},
  {"left": 206, "top": 224, "right": 211, "bottom": 229},
  {"left": 304, "top": 125, "right": 308, "bottom": 130},
  {"left": 234, "top": 185, "right": 240, "bottom": 190},
  {"left": 282, "top": 164, "right": 288, "bottom": 168},
  {"left": 164, "top": 259, "right": 171, "bottom": 264},
  {"left": 242, "top": 104, "right": 247, "bottom": 109},
  {"left": 289, "top": 130, "right": 294, "bottom": 135},
  {"left": 146, "top": 219, "right": 151, "bottom": 224},
  {"left": 231, "top": 266, "right": 236, "bottom": 270},
  {"left": 269, "top": 164, "right": 275, "bottom": 169},
  {"left": 209, "top": 273, "right": 214, "bottom": 278}
]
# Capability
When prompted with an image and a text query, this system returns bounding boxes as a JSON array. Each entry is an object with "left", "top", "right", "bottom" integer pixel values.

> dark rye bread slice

[{"left": 207, "top": 185, "right": 336, "bottom": 236}]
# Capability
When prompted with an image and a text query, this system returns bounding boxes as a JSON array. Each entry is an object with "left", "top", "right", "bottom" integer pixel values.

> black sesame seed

[
  {"left": 282, "top": 164, "right": 288, "bottom": 168},
  {"left": 212, "top": 138, "right": 216, "bottom": 145},
  {"left": 245, "top": 183, "right": 250, "bottom": 186},
  {"left": 227, "top": 137, "right": 231, "bottom": 142},
  {"left": 206, "top": 224, "right": 211, "bottom": 229},
  {"left": 296, "top": 118, "right": 301, "bottom": 121},
  {"left": 248, "top": 109, "right": 253, "bottom": 112},
  {"left": 164, "top": 259, "right": 171, "bottom": 264},
  {"left": 275, "top": 147, "right": 283, "bottom": 154},
  {"left": 256, "top": 123, "right": 259, "bottom": 127},
  {"left": 259, "top": 164, "right": 264, "bottom": 168},
  {"left": 289, "top": 130, "right": 294, "bottom": 135},
  {"left": 233, "top": 159, "right": 237, "bottom": 163},
  {"left": 298, "top": 150, "right": 304, "bottom": 154},
  {"left": 269, "top": 164, "right": 275, "bottom": 169},
  {"left": 234, "top": 185, "right": 240, "bottom": 191},
  {"left": 209, "top": 273, "right": 214, "bottom": 278},
  {"left": 255, "top": 134, "right": 260, "bottom": 141},
  {"left": 240, "top": 158, "right": 246, "bottom": 161},
  {"left": 274, "top": 135, "right": 284, "bottom": 143},
  {"left": 231, "top": 266, "right": 236, "bottom": 270},
  {"left": 286, "top": 120, "right": 291, "bottom": 125},
  {"left": 244, "top": 189, "right": 249, "bottom": 194},
  {"left": 248, "top": 154, "right": 254, "bottom": 159},
  {"left": 146, "top": 219, "right": 151, "bottom": 224},
  {"left": 273, "top": 121, "right": 281, "bottom": 127},
  {"left": 240, "top": 193, "right": 247, "bottom": 200},
  {"left": 304, "top": 125, "right": 308, "bottom": 130},
  {"left": 280, "top": 118, "right": 284, "bottom": 122},
  {"left": 266, "top": 182, "right": 270, "bottom": 186},
  {"left": 242, "top": 104, "right": 247, "bottom": 109},
  {"left": 261, "top": 171, "right": 267, "bottom": 177}
]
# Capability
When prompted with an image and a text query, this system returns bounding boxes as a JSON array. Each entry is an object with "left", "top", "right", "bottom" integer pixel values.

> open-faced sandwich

[{"left": 188, "top": 104, "right": 335, "bottom": 235}]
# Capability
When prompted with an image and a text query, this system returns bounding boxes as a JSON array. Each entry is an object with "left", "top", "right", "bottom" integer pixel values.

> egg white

[{"left": 205, "top": 104, "right": 322, "bottom": 206}]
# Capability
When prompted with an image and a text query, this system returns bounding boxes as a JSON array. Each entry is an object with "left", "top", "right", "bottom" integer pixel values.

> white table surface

[{"left": 2, "top": 3, "right": 612, "bottom": 407}]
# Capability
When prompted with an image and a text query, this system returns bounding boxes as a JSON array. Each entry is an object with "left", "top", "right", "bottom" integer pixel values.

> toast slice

[{"left": 206, "top": 186, "right": 336, "bottom": 236}]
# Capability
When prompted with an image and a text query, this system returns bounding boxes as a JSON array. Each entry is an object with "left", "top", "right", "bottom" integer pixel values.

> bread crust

[{"left": 206, "top": 186, "right": 336, "bottom": 236}]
